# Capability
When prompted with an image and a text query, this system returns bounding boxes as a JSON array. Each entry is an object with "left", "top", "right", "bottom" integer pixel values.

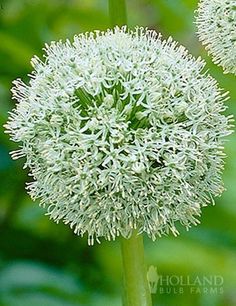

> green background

[{"left": 0, "top": 0, "right": 235, "bottom": 305}]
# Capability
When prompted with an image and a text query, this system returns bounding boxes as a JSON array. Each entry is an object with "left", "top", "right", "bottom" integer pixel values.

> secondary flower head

[
  {"left": 196, "top": 0, "right": 236, "bottom": 74},
  {"left": 5, "top": 27, "right": 232, "bottom": 245}
]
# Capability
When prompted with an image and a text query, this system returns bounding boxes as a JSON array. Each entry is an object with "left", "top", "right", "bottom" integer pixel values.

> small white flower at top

[{"left": 196, "top": 0, "right": 236, "bottom": 74}]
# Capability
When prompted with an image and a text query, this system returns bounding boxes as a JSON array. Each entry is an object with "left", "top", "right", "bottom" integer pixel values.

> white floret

[{"left": 196, "top": 0, "right": 236, "bottom": 74}]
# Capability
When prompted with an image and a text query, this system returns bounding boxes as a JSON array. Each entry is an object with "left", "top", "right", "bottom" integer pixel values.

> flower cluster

[
  {"left": 196, "top": 0, "right": 236, "bottom": 74},
  {"left": 5, "top": 27, "right": 232, "bottom": 244}
]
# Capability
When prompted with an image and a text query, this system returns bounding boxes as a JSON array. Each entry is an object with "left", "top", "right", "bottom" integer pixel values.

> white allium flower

[
  {"left": 5, "top": 27, "right": 233, "bottom": 245},
  {"left": 196, "top": 0, "right": 236, "bottom": 74}
]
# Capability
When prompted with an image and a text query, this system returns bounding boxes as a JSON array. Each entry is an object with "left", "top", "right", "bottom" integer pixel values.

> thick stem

[
  {"left": 109, "top": 0, "right": 127, "bottom": 27},
  {"left": 121, "top": 230, "right": 153, "bottom": 306}
]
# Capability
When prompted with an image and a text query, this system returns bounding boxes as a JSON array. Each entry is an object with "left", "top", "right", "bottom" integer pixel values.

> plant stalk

[
  {"left": 121, "top": 230, "right": 153, "bottom": 306},
  {"left": 108, "top": 2, "right": 151, "bottom": 304},
  {"left": 109, "top": 0, "right": 127, "bottom": 27}
]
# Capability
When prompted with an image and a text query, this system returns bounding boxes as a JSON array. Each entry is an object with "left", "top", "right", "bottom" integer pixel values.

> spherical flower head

[
  {"left": 5, "top": 27, "right": 233, "bottom": 245},
  {"left": 196, "top": 0, "right": 236, "bottom": 74}
]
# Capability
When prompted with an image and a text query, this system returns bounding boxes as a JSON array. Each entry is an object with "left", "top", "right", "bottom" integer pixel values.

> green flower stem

[
  {"left": 108, "top": 3, "right": 151, "bottom": 305},
  {"left": 109, "top": 0, "right": 127, "bottom": 27},
  {"left": 121, "top": 230, "right": 153, "bottom": 306}
]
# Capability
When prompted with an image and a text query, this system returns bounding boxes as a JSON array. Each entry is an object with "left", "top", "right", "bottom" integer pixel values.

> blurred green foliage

[{"left": 0, "top": 1, "right": 235, "bottom": 305}]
